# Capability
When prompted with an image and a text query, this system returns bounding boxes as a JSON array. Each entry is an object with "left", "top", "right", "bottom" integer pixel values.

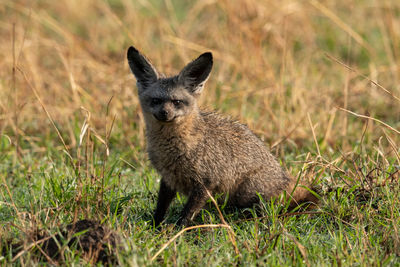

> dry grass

[{"left": 1, "top": 0, "right": 399, "bottom": 155}]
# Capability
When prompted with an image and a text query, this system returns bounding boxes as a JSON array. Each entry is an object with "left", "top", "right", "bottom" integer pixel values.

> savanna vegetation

[{"left": 0, "top": 0, "right": 399, "bottom": 265}]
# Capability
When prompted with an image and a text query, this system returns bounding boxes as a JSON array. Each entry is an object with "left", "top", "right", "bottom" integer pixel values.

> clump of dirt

[{"left": 2, "top": 219, "right": 121, "bottom": 265}]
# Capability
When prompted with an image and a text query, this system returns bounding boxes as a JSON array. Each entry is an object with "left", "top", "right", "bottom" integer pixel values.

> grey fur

[{"left": 127, "top": 46, "right": 316, "bottom": 226}]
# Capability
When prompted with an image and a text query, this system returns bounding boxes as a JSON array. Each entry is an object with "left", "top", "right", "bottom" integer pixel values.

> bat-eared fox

[{"left": 127, "top": 46, "right": 317, "bottom": 226}]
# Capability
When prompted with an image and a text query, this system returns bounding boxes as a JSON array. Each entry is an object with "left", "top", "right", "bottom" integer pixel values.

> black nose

[{"left": 154, "top": 109, "right": 172, "bottom": 122}]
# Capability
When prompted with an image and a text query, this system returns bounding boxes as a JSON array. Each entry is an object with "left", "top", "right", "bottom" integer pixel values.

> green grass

[
  {"left": 1, "top": 0, "right": 400, "bottom": 265},
  {"left": 1, "top": 132, "right": 399, "bottom": 265}
]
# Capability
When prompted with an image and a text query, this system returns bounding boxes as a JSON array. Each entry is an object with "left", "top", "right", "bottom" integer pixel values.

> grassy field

[{"left": 1, "top": 0, "right": 400, "bottom": 265}]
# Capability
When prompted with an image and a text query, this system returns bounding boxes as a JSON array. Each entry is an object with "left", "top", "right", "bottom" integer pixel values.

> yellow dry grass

[{"left": 0, "top": 0, "right": 399, "bottom": 159}]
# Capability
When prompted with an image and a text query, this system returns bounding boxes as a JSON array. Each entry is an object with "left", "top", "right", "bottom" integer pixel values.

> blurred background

[
  {"left": 0, "top": 0, "right": 399, "bottom": 165},
  {"left": 1, "top": 2, "right": 399, "bottom": 264}
]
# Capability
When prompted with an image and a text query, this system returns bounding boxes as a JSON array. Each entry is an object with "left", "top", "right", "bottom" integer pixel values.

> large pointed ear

[
  {"left": 127, "top": 46, "right": 158, "bottom": 91},
  {"left": 178, "top": 52, "right": 213, "bottom": 95}
]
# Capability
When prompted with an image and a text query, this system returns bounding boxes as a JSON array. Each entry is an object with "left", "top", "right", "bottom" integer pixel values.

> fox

[{"left": 127, "top": 46, "right": 317, "bottom": 227}]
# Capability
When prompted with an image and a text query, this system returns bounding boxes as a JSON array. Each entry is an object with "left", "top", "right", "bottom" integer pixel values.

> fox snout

[{"left": 154, "top": 103, "right": 176, "bottom": 122}]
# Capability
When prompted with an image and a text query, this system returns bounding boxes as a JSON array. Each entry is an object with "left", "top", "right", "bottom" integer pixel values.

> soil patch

[{"left": 2, "top": 219, "right": 120, "bottom": 265}]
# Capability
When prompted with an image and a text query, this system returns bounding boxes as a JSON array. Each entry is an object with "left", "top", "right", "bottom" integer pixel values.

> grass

[{"left": 1, "top": 0, "right": 400, "bottom": 265}]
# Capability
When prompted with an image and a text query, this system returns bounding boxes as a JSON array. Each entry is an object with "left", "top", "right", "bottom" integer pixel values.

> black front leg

[
  {"left": 177, "top": 185, "right": 210, "bottom": 226},
  {"left": 154, "top": 179, "right": 176, "bottom": 227}
]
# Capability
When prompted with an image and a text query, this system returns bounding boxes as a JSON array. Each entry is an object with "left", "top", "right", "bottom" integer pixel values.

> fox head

[{"left": 127, "top": 46, "right": 213, "bottom": 123}]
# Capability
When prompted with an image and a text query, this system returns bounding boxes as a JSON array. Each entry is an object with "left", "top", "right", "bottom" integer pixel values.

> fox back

[{"left": 127, "top": 46, "right": 316, "bottom": 226}]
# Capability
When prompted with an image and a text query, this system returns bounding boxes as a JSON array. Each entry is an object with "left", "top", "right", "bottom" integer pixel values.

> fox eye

[
  {"left": 151, "top": 98, "right": 162, "bottom": 106},
  {"left": 172, "top": 100, "right": 183, "bottom": 108}
]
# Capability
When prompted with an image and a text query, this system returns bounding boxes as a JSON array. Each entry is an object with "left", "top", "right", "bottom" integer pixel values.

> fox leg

[
  {"left": 154, "top": 179, "right": 176, "bottom": 227},
  {"left": 177, "top": 185, "right": 209, "bottom": 226}
]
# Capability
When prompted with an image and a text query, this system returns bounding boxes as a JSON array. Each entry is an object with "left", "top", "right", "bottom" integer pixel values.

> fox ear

[
  {"left": 178, "top": 52, "right": 213, "bottom": 94},
  {"left": 127, "top": 46, "right": 158, "bottom": 91}
]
